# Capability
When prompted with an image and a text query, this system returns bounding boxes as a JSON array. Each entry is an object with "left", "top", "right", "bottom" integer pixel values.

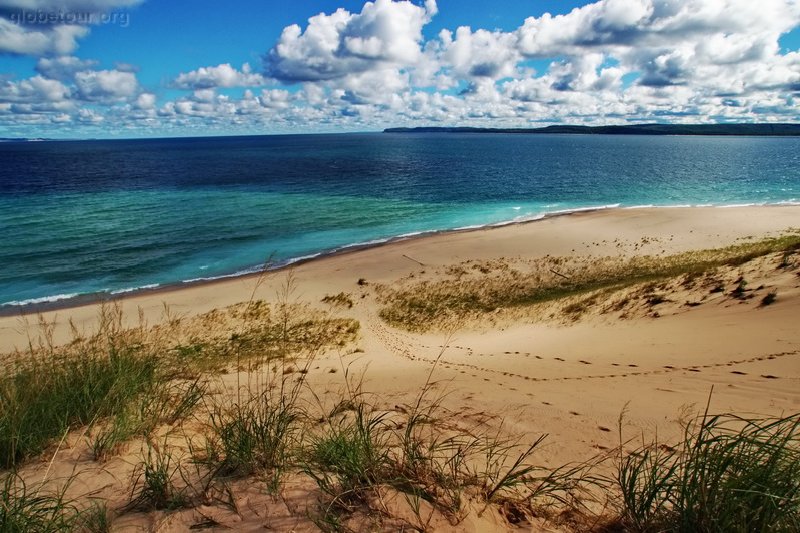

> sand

[{"left": 3, "top": 205, "right": 799, "bottom": 531}]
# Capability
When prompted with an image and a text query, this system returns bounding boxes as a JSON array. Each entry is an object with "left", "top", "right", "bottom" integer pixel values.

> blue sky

[{"left": 1, "top": 0, "right": 799, "bottom": 138}]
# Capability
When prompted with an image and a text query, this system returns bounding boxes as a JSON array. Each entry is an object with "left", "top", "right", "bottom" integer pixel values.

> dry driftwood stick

[{"left": 403, "top": 254, "right": 425, "bottom": 266}]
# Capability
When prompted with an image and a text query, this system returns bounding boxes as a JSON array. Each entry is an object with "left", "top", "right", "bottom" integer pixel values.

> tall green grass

[
  {"left": 613, "top": 410, "right": 800, "bottom": 532},
  {"left": 0, "top": 346, "right": 161, "bottom": 468},
  {"left": 0, "top": 474, "right": 78, "bottom": 532},
  {"left": 201, "top": 381, "right": 304, "bottom": 493}
]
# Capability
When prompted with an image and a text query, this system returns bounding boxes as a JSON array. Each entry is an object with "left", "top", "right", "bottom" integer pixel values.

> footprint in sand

[
  {"left": 761, "top": 374, "right": 779, "bottom": 379},
  {"left": 555, "top": 357, "right": 565, "bottom": 361},
  {"left": 579, "top": 360, "right": 592, "bottom": 365},
  {"left": 731, "top": 370, "right": 747, "bottom": 375}
]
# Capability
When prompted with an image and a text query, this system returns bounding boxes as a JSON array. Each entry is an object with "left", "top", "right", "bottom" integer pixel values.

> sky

[{"left": 0, "top": 0, "right": 799, "bottom": 138}]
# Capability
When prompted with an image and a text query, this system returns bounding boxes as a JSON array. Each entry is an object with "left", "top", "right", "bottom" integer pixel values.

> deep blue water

[{"left": 0, "top": 132, "right": 798, "bottom": 308}]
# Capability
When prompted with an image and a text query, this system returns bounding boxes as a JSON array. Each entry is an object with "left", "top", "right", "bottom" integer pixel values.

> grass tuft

[
  {"left": 202, "top": 381, "right": 303, "bottom": 493},
  {"left": 126, "top": 438, "right": 191, "bottom": 512},
  {"left": 0, "top": 345, "right": 161, "bottom": 468},
  {"left": 612, "top": 409, "right": 800, "bottom": 532},
  {"left": 0, "top": 473, "right": 78, "bottom": 533}
]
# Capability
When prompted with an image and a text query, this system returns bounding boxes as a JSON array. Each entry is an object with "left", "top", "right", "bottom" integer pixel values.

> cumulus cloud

[
  {"left": 438, "top": 26, "right": 520, "bottom": 81},
  {"left": 513, "top": 0, "right": 800, "bottom": 94},
  {"left": 0, "top": 18, "right": 88, "bottom": 55},
  {"left": 35, "top": 55, "right": 97, "bottom": 79},
  {"left": 134, "top": 91, "right": 154, "bottom": 109},
  {"left": 0, "top": 73, "right": 69, "bottom": 102},
  {"left": 173, "top": 63, "right": 265, "bottom": 90},
  {"left": 74, "top": 68, "right": 138, "bottom": 101},
  {"left": 264, "top": 0, "right": 437, "bottom": 82},
  {"left": 0, "top": 0, "right": 140, "bottom": 55}
]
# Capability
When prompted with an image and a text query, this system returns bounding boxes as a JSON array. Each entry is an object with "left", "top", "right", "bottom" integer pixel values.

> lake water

[{"left": 1, "top": 132, "right": 798, "bottom": 309}]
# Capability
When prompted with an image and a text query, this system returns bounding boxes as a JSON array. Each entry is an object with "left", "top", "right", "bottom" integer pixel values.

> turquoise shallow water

[{"left": 0, "top": 132, "right": 798, "bottom": 309}]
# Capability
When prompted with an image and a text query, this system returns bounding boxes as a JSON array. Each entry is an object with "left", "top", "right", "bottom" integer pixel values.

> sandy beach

[{"left": 2, "top": 205, "right": 799, "bottom": 531}]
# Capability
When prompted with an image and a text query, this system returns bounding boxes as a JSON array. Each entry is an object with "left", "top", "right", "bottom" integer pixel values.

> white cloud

[
  {"left": 35, "top": 55, "right": 97, "bottom": 80},
  {"left": 74, "top": 68, "right": 138, "bottom": 101},
  {"left": 264, "top": 0, "right": 437, "bottom": 82},
  {"left": 134, "top": 91, "right": 155, "bottom": 109},
  {"left": 0, "top": 0, "right": 141, "bottom": 55},
  {"left": 438, "top": 26, "right": 520, "bottom": 80},
  {"left": 0, "top": 74, "right": 69, "bottom": 102},
  {"left": 0, "top": 18, "right": 88, "bottom": 55},
  {"left": 173, "top": 63, "right": 265, "bottom": 90}
]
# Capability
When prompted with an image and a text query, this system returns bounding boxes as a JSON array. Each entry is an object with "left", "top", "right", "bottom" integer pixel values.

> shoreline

[
  {"left": 2, "top": 202, "right": 799, "bottom": 318},
  {"left": 2, "top": 204, "right": 800, "bottom": 354}
]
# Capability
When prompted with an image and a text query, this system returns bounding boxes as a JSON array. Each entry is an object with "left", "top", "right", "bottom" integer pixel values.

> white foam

[
  {"left": 3, "top": 293, "right": 80, "bottom": 306},
  {"left": 717, "top": 202, "right": 765, "bottom": 208},
  {"left": 396, "top": 231, "right": 424, "bottom": 238},
  {"left": 546, "top": 203, "right": 621, "bottom": 216},
  {"left": 284, "top": 252, "right": 323, "bottom": 265},
  {"left": 110, "top": 283, "right": 160, "bottom": 295}
]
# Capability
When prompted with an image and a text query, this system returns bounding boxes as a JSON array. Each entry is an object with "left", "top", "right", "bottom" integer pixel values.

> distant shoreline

[{"left": 384, "top": 123, "right": 800, "bottom": 136}]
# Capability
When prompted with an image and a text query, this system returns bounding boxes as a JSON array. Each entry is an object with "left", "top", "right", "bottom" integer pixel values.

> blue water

[{"left": 0, "top": 132, "right": 798, "bottom": 308}]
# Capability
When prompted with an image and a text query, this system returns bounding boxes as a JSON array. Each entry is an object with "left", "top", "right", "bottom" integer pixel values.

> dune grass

[
  {"left": 378, "top": 233, "right": 800, "bottom": 331},
  {"left": 612, "top": 407, "right": 800, "bottom": 532},
  {"left": 0, "top": 316, "right": 167, "bottom": 468},
  {"left": 0, "top": 473, "right": 79, "bottom": 533},
  {"left": 299, "top": 360, "right": 592, "bottom": 530}
]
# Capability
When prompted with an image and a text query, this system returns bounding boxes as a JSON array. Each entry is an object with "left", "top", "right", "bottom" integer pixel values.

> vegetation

[
  {"left": 322, "top": 292, "right": 355, "bottom": 308},
  {"left": 611, "top": 407, "right": 800, "bottom": 532},
  {"left": 378, "top": 233, "right": 800, "bottom": 331},
  {"left": 0, "top": 474, "right": 78, "bottom": 532}
]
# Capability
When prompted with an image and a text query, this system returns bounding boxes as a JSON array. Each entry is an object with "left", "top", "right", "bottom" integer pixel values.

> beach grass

[
  {"left": 0, "top": 312, "right": 166, "bottom": 468},
  {"left": 378, "top": 233, "right": 800, "bottom": 331},
  {"left": 299, "top": 359, "right": 591, "bottom": 529},
  {"left": 0, "top": 296, "right": 358, "bottom": 470},
  {"left": 0, "top": 473, "right": 79, "bottom": 533},
  {"left": 611, "top": 407, "right": 800, "bottom": 532}
]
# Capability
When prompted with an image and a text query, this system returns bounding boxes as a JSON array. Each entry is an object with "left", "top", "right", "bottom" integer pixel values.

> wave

[
  {"left": 2, "top": 292, "right": 80, "bottom": 307},
  {"left": 717, "top": 202, "right": 767, "bottom": 208},
  {"left": 545, "top": 203, "right": 622, "bottom": 216},
  {"left": 110, "top": 283, "right": 160, "bottom": 295}
]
